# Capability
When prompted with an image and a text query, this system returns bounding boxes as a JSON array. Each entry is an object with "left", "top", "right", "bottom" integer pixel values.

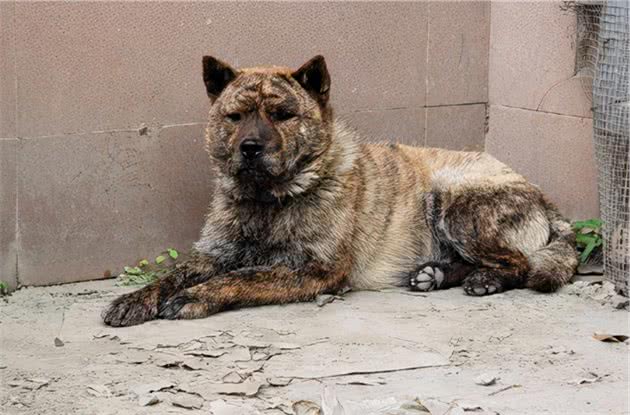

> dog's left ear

[
  {"left": 203, "top": 56, "right": 237, "bottom": 101},
  {"left": 292, "top": 55, "right": 331, "bottom": 106}
]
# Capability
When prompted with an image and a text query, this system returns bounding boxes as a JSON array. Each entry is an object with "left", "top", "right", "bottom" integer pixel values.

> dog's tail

[{"left": 525, "top": 203, "right": 579, "bottom": 292}]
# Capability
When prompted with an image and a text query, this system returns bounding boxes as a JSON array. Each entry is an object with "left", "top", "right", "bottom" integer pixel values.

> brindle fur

[{"left": 103, "top": 56, "right": 578, "bottom": 327}]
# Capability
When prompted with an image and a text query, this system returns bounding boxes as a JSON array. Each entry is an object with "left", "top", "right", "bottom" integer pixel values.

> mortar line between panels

[
  {"left": 12, "top": 1, "right": 18, "bottom": 139},
  {"left": 15, "top": 136, "right": 20, "bottom": 287},
  {"left": 13, "top": 1, "right": 20, "bottom": 286},
  {"left": 423, "top": 3, "right": 430, "bottom": 147},
  {"left": 494, "top": 104, "right": 594, "bottom": 120},
  {"left": 21, "top": 122, "right": 208, "bottom": 140}
]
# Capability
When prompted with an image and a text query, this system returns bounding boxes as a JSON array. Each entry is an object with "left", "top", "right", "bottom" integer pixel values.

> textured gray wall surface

[
  {"left": 486, "top": 1, "right": 599, "bottom": 220},
  {"left": 0, "top": 1, "right": 595, "bottom": 287}
]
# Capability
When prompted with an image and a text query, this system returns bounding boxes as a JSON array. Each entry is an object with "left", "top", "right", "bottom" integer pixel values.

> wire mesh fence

[
  {"left": 565, "top": 1, "right": 629, "bottom": 295},
  {"left": 588, "top": 1, "right": 629, "bottom": 295}
]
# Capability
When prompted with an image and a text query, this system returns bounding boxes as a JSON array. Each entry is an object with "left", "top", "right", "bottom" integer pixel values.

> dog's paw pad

[
  {"left": 410, "top": 265, "right": 444, "bottom": 292},
  {"left": 463, "top": 272, "right": 502, "bottom": 296}
]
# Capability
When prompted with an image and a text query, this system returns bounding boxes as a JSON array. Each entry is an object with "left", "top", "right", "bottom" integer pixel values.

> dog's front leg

[
  {"left": 102, "top": 251, "right": 219, "bottom": 327},
  {"left": 158, "top": 263, "right": 350, "bottom": 320}
]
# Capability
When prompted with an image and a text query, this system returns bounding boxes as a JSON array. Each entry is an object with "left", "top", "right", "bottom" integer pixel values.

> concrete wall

[
  {"left": 0, "top": 1, "right": 489, "bottom": 288},
  {"left": 0, "top": 1, "right": 597, "bottom": 288},
  {"left": 486, "top": 1, "right": 599, "bottom": 220}
]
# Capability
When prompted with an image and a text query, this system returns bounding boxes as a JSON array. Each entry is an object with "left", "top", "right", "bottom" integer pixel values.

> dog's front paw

[
  {"left": 102, "top": 286, "right": 160, "bottom": 327},
  {"left": 158, "top": 289, "right": 214, "bottom": 320}
]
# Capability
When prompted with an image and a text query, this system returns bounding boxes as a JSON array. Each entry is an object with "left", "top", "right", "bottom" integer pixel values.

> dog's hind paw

[
  {"left": 463, "top": 270, "right": 503, "bottom": 296},
  {"left": 409, "top": 263, "right": 445, "bottom": 292}
]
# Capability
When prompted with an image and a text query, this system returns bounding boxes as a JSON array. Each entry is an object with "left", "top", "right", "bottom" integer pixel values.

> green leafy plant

[
  {"left": 116, "top": 248, "right": 181, "bottom": 286},
  {"left": 0, "top": 281, "right": 8, "bottom": 296},
  {"left": 572, "top": 219, "right": 603, "bottom": 264}
]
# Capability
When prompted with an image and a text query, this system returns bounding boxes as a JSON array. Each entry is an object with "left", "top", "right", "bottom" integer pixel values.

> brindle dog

[{"left": 103, "top": 56, "right": 578, "bottom": 327}]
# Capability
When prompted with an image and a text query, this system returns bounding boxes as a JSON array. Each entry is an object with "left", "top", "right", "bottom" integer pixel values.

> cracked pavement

[{"left": 0, "top": 280, "right": 628, "bottom": 414}]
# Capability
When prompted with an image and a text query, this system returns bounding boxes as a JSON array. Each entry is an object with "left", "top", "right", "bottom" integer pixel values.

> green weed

[
  {"left": 116, "top": 248, "right": 181, "bottom": 286},
  {"left": 572, "top": 219, "right": 603, "bottom": 264}
]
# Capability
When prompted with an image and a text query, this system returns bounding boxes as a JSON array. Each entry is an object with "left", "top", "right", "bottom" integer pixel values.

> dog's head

[{"left": 203, "top": 55, "right": 334, "bottom": 202}]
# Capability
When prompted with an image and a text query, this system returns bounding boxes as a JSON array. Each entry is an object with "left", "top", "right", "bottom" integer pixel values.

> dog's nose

[{"left": 240, "top": 139, "right": 264, "bottom": 160}]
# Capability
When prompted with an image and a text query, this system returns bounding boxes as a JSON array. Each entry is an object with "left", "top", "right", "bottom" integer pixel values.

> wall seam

[
  {"left": 19, "top": 122, "right": 208, "bottom": 141},
  {"left": 493, "top": 103, "right": 593, "bottom": 120},
  {"left": 14, "top": 139, "right": 19, "bottom": 288},
  {"left": 11, "top": 1, "right": 20, "bottom": 287},
  {"left": 341, "top": 102, "right": 488, "bottom": 117},
  {"left": 425, "top": 102, "right": 487, "bottom": 109},
  {"left": 12, "top": 1, "right": 17, "bottom": 137},
  {"left": 423, "top": 2, "right": 430, "bottom": 147},
  {"left": 484, "top": 0, "right": 493, "bottom": 152}
]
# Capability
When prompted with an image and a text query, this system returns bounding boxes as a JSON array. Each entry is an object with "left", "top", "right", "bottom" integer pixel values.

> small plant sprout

[
  {"left": 115, "top": 248, "right": 182, "bottom": 286},
  {"left": 0, "top": 281, "right": 8, "bottom": 296}
]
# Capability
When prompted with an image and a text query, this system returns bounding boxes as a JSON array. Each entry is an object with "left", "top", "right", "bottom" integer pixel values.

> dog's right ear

[{"left": 202, "top": 56, "right": 237, "bottom": 101}]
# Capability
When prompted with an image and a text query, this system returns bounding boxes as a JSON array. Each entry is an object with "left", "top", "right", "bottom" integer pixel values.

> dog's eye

[
  {"left": 269, "top": 110, "right": 296, "bottom": 122},
  {"left": 226, "top": 113, "right": 241, "bottom": 122}
]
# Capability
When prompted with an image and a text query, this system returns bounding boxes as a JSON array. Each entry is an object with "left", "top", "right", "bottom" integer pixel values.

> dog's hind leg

[{"left": 429, "top": 185, "right": 555, "bottom": 296}]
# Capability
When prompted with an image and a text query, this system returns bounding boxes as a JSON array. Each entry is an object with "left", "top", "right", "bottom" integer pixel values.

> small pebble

[{"left": 612, "top": 295, "right": 629, "bottom": 310}]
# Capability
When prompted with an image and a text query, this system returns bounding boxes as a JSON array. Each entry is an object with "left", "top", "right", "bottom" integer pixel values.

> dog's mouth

[
  {"left": 233, "top": 158, "right": 283, "bottom": 193},
  {"left": 237, "top": 165, "right": 264, "bottom": 176},
  {"left": 225, "top": 144, "right": 330, "bottom": 203},
  {"left": 231, "top": 167, "right": 283, "bottom": 203},
  {"left": 236, "top": 161, "right": 278, "bottom": 181}
]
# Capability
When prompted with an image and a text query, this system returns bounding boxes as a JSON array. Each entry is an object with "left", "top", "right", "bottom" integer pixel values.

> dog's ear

[
  {"left": 292, "top": 55, "right": 330, "bottom": 106},
  {"left": 202, "top": 56, "right": 237, "bottom": 100}
]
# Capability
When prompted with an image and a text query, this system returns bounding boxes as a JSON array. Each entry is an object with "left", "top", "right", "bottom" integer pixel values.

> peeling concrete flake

[
  {"left": 138, "top": 394, "right": 160, "bottom": 406},
  {"left": 185, "top": 349, "right": 227, "bottom": 358},
  {"left": 316, "top": 294, "right": 335, "bottom": 307},
  {"left": 334, "top": 375, "right": 386, "bottom": 386},
  {"left": 474, "top": 373, "right": 499, "bottom": 386},
  {"left": 221, "top": 371, "right": 244, "bottom": 384},
  {"left": 171, "top": 392, "right": 204, "bottom": 410},
  {"left": 8, "top": 378, "right": 52, "bottom": 391},
  {"left": 268, "top": 377, "right": 293, "bottom": 387},
  {"left": 185, "top": 378, "right": 264, "bottom": 398},
  {"left": 130, "top": 381, "right": 176, "bottom": 396},
  {"left": 86, "top": 384, "right": 111, "bottom": 398},
  {"left": 209, "top": 399, "right": 251, "bottom": 415},
  {"left": 0, "top": 280, "right": 628, "bottom": 414}
]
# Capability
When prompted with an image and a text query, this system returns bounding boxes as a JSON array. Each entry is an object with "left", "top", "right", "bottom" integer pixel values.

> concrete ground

[{"left": 0, "top": 280, "right": 628, "bottom": 415}]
